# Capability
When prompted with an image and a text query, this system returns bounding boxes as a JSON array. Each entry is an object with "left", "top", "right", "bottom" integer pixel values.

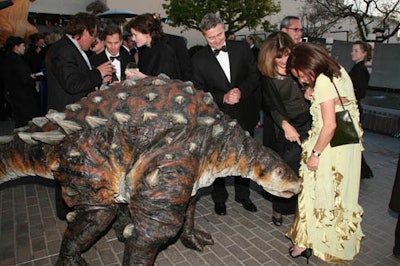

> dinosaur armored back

[{"left": 0, "top": 76, "right": 300, "bottom": 265}]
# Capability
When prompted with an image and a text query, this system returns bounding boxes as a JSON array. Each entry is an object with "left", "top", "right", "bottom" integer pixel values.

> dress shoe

[
  {"left": 272, "top": 216, "right": 283, "bottom": 226},
  {"left": 235, "top": 199, "right": 257, "bottom": 212},
  {"left": 214, "top": 203, "right": 226, "bottom": 215},
  {"left": 289, "top": 246, "right": 313, "bottom": 265}
]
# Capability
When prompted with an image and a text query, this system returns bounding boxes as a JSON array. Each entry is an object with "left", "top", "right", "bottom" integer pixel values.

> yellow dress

[{"left": 286, "top": 67, "right": 364, "bottom": 264}]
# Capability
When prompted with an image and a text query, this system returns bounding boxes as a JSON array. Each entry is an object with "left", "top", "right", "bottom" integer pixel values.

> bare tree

[{"left": 301, "top": 0, "right": 399, "bottom": 42}]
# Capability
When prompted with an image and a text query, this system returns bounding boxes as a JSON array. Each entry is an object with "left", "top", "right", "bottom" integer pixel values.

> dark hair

[
  {"left": 200, "top": 13, "right": 224, "bottom": 33},
  {"left": 4, "top": 36, "right": 24, "bottom": 52},
  {"left": 64, "top": 12, "right": 98, "bottom": 38},
  {"left": 353, "top": 40, "right": 372, "bottom": 61},
  {"left": 280, "top": 16, "right": 300, "bottom": 30},
  {"left": 28, "top": 33, "right": 44, "bottom": 44},
  {"left": 101, "top": 24, "right": 122, "bottom": 40},
  {"left": 258, "top": 32, "right": 294, "bottom": 78},
  {"left": 287, "top": 42, "right": 341, "bottom": 87},
  {"left": 126, "top": 13, "right": 164, "bottom": 44}
]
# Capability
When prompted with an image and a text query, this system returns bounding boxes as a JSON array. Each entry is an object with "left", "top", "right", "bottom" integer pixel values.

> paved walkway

[{"left": 0, "top": 121, "right": 399, "bottom": 265}]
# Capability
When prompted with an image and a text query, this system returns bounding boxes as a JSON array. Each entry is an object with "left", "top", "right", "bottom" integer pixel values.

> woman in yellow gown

[{"left": 286, "top": 43, "right": 364, "bottom": 264}]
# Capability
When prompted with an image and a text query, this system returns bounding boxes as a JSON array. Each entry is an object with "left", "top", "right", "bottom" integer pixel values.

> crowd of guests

[{"left": 0, "top": 10, "right": 397, "bottom": 265}]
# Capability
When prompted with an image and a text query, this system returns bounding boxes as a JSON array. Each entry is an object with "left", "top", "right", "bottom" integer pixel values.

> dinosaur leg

[
  {"left": 180, "top": 195, "right": 214, "bottom": 251},
  {"left": 112, "top": 204, "right": 131, "bottom": 242},
  {"left": 56, "top": 205, "right": 117, "bottom": 266}
]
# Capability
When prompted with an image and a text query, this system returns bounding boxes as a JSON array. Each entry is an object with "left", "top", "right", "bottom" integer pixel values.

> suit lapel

[{"left": 208, "top": 46, "right": 231, "bottom": 87}]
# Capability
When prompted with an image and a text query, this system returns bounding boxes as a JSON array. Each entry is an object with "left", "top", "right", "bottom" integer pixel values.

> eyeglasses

[{"left": 287, "top": 28, "right": 303, "bottom": 33}]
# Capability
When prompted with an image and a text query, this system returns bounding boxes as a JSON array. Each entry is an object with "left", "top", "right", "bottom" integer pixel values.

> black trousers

[
  {"left": 395, "top": 214, "right": 400, "bottom": 255},
  {"left": 272, "top": 120, "right": 310, "bottom": 215}
]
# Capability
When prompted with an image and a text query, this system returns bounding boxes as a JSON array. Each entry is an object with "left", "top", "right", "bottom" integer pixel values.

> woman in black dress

[
  {"left": 349, "top": 41, "right": 373, "bottom": 179},
  {"left": 125, "top": 13, "right": 181, "bottom": 80},
  {"left": 258, "top": 32, "right": 311, "bottom": 226},
  {"left": 1, "top": 36, "right": 39, "bottom": 127},
  {"left": 390, "top": 154, "right": 400, "bottom": 259}
]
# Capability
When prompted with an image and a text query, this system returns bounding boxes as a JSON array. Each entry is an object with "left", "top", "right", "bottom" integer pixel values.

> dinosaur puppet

[{"left": 0, "top": 76, "right": 301, "bottom": 265}]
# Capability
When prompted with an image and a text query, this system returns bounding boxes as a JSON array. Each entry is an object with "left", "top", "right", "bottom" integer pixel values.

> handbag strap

[{"left": 332, "top": 82, "right": 346, "bottom": 111}]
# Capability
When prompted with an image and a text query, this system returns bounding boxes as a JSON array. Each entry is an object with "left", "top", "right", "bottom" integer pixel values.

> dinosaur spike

[
  {"left": 189, "top": 142, "right": 197, "bottom": 153},
  {"left": 66, "top": 187, "right": 79, "bottom": 196},
  {"left": 13, "top": 125, "right": 30, "bottom": 132},
  {"left": 66, "top": 211, "right": 77, "bottom": 223},
  {"left": 146, "top": 169, "right": 160, "bottom": 188},
  {"left": 31, "top": 131, "right": 66, "bottom": 145},
  {"left": 99, "top": 84, "right": 110, "bottom": 90},
  {"left": 123, "top": 224, "right": 135, "bottom": 238},
  {"left": 152, "top": 78, "right": 167, "bottom": 86},
  {"left": 17, "top": 132, "right": 39, "bottom": 145},
  {"left": 142, "top": 111, "right": 158, "bottom": 122},
  {"left": 164, "top": 153, "right": 173, "bottom": 160},
  {"left": 182, "top": 86, "right": 194, "bottom": 95},
  {"left": 32, "top": 117, "right": 49, "bottom": 127},
  {"left": 212, "top": 124, "right": 224, "bottom": 138},
  {"left": 57, "top": 120, "right": 83, "bottom": 134},
  {"left": 165, "top": 136, "right": 173, "bottom": 144},
  {"left": 184, "top": 81, "right": 194, "bottom": 86},
  {"left": 203, "top": 93, "right": 214, "bottom": 105},
  {"left": 228, "top": 121, "right": 237, "bottom": 127},
  {"left": 46, "top": 111, "right": 66, "bottom": 123},
  {"left": 0, "top": 135, "right": 13, "bottom": 144},
  {"left": 122, "top": 79, "right": 136, "bottom": 86},
  {"left": 117, "top": 92, "right": 128, "bottom": 100},
  {"left": 68, "top": 149, "right": 81, "bottom": 157},
  {"left": 175, "top": 95, "right": 186, "bottom": 105},
  {"left": 85, "top": 116, "right": 108, "bottom": 128},
  {"left": 66, "top": 103, "right": 82, "bottom": 112},
  {"left": 113, "top": 112, "right": 131, "bottom": 124},
  {"left": 92, "top": 96, "right": 103, "bottom": 103},
  {"left": 197, "top": 116, "right": 216, "bottom": 126},
  {"left": 145, "top": 92, "right": 158, "bottom": 102},
  {"left": 167, "top": 113, "right": 188, "bottom": 124},
  {"left": 157, "top": 73, "right": 170, "bottom": 80}
]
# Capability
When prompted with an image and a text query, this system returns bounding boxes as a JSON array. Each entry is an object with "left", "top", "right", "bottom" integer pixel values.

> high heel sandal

[
  {"left": 272, "top": 216, "right": 282, "bottom": 226},
  {"left": 289, "top": 246, "right": 312, "bottom": 265}
]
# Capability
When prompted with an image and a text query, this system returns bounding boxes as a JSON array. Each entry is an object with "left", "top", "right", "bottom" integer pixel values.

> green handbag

[{"left": 330, "top": 83, "right": 360, "bottom": 147}]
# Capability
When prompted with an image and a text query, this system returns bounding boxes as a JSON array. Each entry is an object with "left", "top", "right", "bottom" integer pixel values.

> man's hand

[
  {"left": 97, "top": 61, "right": 114, "bottom": 79},
  {"left": 223, "top": 88, "right": 241, "bottom": 105}
]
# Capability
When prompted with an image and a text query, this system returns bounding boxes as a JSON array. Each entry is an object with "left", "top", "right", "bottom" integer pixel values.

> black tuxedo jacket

[
  {"left": 192, "top": 40, "right": 260, "bottom": 131},
  {"left": 90, "top": 47, "right": 133, "bottom": 81},
  {"left": 45, "top": 35, "right": 103, "bottom": 111}
]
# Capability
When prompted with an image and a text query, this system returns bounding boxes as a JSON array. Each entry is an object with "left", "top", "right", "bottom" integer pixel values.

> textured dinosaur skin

[{"left": 0, "top": 76, "right": 301, "bottom": 265}]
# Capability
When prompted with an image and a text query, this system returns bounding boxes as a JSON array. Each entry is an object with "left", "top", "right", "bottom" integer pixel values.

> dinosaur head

[{"left": 252, "top": 151, "right": 301, "bottom": 198}]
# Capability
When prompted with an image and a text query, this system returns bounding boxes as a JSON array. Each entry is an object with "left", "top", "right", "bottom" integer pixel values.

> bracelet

[{"left": 312, "top": 149, "right": 321, "bottom": 157}]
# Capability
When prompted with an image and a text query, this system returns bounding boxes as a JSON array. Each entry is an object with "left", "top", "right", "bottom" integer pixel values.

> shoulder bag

[{"left": 330, "top": 83, "right": 360, "bottom": 147}]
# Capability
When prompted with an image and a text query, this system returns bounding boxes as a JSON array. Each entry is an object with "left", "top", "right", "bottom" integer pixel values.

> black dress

[
  {"left": 390, "top": 154, "right": 400, "bottom": 257},
  {"left": 348, "top": 61, "right": 374, "bottom": 179},
  {"left": 1, "top": 51, "right": 39, "bottom": 127},
  {"left": 261, "top": 74, "right": 311, "bottom": 215}
]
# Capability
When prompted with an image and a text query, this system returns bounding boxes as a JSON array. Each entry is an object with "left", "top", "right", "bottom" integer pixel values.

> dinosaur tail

[{"left": 0, "top": 126, "right": 56, "bottom": 185}]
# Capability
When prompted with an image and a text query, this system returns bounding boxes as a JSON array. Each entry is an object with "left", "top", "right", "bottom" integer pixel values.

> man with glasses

[{"left": 280, "top": 16, "right": 303, "bottom": 44}]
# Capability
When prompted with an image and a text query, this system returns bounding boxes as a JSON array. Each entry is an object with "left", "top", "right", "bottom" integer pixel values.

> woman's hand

[
  {"left": 282, "top": 120, "right": 301, "bottom": 145},
  {"left": 304, "top": 87, "right": 313, "bottom": 101},
  {"left": 307, "top": 154, "right": 319, "bottom": 171},
  {"left": 125, "top": 69, "right": 147, "bottom": 79}
]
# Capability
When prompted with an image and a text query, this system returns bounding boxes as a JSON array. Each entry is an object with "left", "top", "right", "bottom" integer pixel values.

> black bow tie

[
  {"left": 110, "top": 56, "right": 120, "bottom": 61},
  {"left": 213, "top": 45, "right": 228, "bottom": 56}
]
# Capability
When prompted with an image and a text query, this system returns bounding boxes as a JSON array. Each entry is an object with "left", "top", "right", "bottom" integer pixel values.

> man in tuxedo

[
  {"left": 192, "top": 13, "right": 260, "bottom": 215},
  {"left": 280, "top": 16, "right": 303, "bottom": 44},
  {"left": 45, "top": 12, "right": 114, "bottom": 220},
  {"left": 90, "top": 24, "right": 134, "bottom": 83},
  {"left": 246, "top": 35, "right": 260, "bottom": 60}
]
